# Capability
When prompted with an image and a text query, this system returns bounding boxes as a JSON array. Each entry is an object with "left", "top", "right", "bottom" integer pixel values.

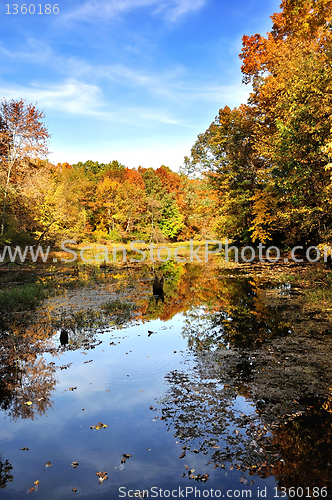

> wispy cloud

[
  {"left": 99, "top": 63, "right": 250, "bottom": 107},
  {"left": 64, "top": 0, "right": 207, "bottom": 23},
  {"left": 0, "top": 79, "right": 106, "bottom": 116},
  {"left": 0, "top": 78, "right": 187, "bottom": 126},
  {"left": 0, "top": 39, "right": 53, "bottom": 65}
]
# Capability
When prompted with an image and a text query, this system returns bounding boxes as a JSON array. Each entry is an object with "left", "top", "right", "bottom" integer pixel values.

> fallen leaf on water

[
  {"left": 90, "top": 422, "right": 108, "bottom": 430},
  {"left": 21, "top": 447, "right": 29, "bottom": 451},
  {"left": 121, "top": 453, "right": 132, "bottom": 464},
  {"left": 44, "top": 462, "right": 52, "bottom": 468},
  {"left": 25, "top": 401, "right": 33, "bottom": 406},
  {"left": 69, "top": 387, "right": 77, "bottom": 391},
  {"left": 27, "top": 480, "right": 39, "bottom": 493},
  {"left": 71, "top": 462, "right": 79, "bottom": 468},
  {"left": 72, "top": 488, "right": 77, "bottom": 492},
  {"left": 179, "top": 451, "right": 186, "bottom": 459},
  {"left": 240, "top": 477, "right": 248, "bottom": 485},
  {"left": 96, "top": 471, "right": 108, "bottom": 483}
]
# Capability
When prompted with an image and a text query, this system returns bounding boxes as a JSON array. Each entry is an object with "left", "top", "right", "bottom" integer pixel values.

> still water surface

[{"left": 1, "top": 262, "right": 331, "bottom": 499}]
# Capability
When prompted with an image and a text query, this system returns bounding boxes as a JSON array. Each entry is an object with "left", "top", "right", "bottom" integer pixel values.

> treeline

[
  {"left": 0, "top": 158, "right": 217, "bottom": 245},
  {"left": 2, "top": 0, "right": 332, "bottom": 249},
  {"left": 185, "top": 0, "right": 332, "bottom": 248}
]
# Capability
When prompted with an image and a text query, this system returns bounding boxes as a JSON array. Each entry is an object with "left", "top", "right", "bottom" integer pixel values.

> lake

[{"left": 0, "top": 260, "right": 331, "bottom": 499}]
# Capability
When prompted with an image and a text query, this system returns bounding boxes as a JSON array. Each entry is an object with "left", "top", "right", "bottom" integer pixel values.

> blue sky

[{"left": 0, "top": 0, "right": 281, "bottom": 170}]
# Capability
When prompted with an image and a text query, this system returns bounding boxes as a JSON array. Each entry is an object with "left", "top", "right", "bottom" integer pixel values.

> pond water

[{"left": 1, "top": 261, "right": 332, "bottom": 499}]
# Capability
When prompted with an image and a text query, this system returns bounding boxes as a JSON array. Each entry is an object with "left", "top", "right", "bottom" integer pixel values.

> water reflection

[
  {"left": 0, "top": 311, "right": 106, "bottom": 421},
  {"left": 152, "top": 275, "right": 164, "bottom": 304},
  {"left": 1, "top": 261, "right": 332, "bottom": 497},
  {"left": 0, "top": 456, "right": 13, "bottom": 490},
  {"left": 151, "top": 268, "right": 332, "bottom": 494},
  {"left": 59, "top": 328, "right": 68, "bottom": 346},
  {"left": 0, "top": 322, "right": 58, "bottom": 420}
]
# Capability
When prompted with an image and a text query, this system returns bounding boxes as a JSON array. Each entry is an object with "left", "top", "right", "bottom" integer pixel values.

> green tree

[{"left": 185, "top": 105, "right": 260, "bottom": 244}]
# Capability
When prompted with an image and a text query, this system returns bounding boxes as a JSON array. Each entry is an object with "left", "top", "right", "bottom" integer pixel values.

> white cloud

[
  {"left": 155, "top": 0, "right": 206, "bottom": 21},
  {"left": 0, "top": 79, "right": 106, "bottom": 116},
  {"left": 0, "top": 39, "right": 53, "bottom": 65},
  {"left": 64, "top": 0, "right": 207, "bottom": 23}
]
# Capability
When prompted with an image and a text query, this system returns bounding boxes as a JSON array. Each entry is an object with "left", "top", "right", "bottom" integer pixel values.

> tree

[
  {"left": 239, "top": 1, "right": 332, "bottom": 245},
  {"left": 185, "top": 105, "right": 260, "bottom": 243},
  {"left": 0, "top": 99, "right": 50, "bottom": 236}
]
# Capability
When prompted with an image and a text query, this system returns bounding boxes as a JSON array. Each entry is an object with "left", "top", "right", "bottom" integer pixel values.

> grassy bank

[{"left": 0, "top": 282, "right": 48, "bottom": 312}]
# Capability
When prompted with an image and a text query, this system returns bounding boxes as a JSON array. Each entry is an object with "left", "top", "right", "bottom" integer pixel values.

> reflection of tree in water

[
  {"left": 159, "top": 361, "right": 332, "bottom": 491},
  {"left": 271, "top": 408, "right": 332, "bottom": 491},
  {"left": 0, "top": 321, "right": 58, "bottom": 420},
  {"left": 156, "top": 275, "right": 332, "bottom": 491},
  {"left": 0, "top": 456, "right": 13, "bottom": 490},
  {"left": 0, "top": 304, "right": 133, "bottom": 420},
  {"left": 138, "top": 265, "right": 296, "bottom": 348},
  {"left": 153, "top": 276, "right": 164, "bottom": 304},
  {"left": 158, "top": 367, "right": 274, "bottom": 483},
  {"left": 182, "top": 277, "right": 294, "bottom": 349}
]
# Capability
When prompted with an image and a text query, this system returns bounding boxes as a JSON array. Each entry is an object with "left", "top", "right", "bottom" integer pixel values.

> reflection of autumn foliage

[
  {"left": 0, "top": 320, "right": 58, "bottom": 420},
  {"left": 138, "top": 262, "right": 230, "bottom": 322},
  {"left": 0, "top": 456, "right": 13, "bottom": 490},
  {"left": 154, "top": 269, "right": 332, "bottom": 489},
  {"left": 212, "top": 278, "right": 292, "bottom": 348},
  {"left": 270, "top": 408, "right": 332, "bottom": 490},
  {"left": 158, "top": 368, "right": 277, "bottom": 480},
  {"left": 159, "top": 359, "right": 332, "bottom": 490},
  {"left": 136, "top": 264, "right": 294, "bottom": 350}
]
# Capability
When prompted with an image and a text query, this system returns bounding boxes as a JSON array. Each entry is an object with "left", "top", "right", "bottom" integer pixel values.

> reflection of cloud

[
  {"left": 0, "top": 80, "right": 106, "bottom": 117},
  {"left": 64, "top": 0, "right": 207, "bottom": 23}
]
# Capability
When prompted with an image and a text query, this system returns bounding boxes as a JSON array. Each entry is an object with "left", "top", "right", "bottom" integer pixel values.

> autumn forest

[
  {"left": 1, "top": 1, "right": 332, "bottom": 497},
  {"left": 1, "top": 0, "right": 332, "bottom": 251}
]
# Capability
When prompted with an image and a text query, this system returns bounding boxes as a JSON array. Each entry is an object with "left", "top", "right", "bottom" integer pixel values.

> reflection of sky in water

[{"left": 0, "top": 310, "right": 281, "bottom": 499}]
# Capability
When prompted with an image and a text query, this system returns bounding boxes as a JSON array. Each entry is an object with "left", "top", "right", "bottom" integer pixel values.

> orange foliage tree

[{"left": 0, "top": 99, "right": 50, "bottom": 236}]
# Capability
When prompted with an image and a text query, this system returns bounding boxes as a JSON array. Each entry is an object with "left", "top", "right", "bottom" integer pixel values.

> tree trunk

[
  {"left": 108, "top": 208, "right": 111, "bottom": 234},
  {"left": 1, "top": 160, "right": 13, "bottom": 236},
  {"left": 150, "top": 213, "right": 154, "bottom": 244},
  {"left": 126, "top": 212, "right": 132, "bottom": 232}
]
